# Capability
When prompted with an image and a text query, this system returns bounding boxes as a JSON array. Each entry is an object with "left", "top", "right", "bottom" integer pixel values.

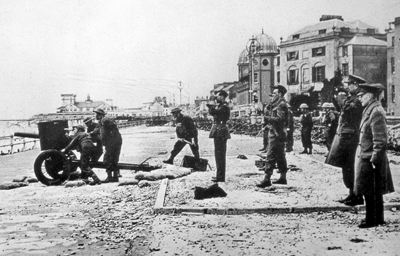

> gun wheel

[{"left": 34, "top": 150, "right": 71, "bottom": 186}]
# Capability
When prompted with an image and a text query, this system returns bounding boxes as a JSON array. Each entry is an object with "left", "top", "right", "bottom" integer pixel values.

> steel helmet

[
  {"left": 321, "top": 102, "right": 330, "bottom": 108},
  {"left": 299, "top": 103, "right": 309, "bottom": 109}
]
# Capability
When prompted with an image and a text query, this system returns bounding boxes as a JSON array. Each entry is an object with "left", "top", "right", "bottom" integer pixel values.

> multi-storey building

[
  {"left": 237, "top": 31, "right": 278, "bottom": 113},
  {"left": 278, "top": 15, "right": 387, "bottom": 109},
  {"left": 387, "top": 17, "right": 400, "bottom": 116}
]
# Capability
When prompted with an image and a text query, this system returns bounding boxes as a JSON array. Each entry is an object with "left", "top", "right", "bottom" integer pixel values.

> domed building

[{"left": 237, "top": 31, "right": 279, "bottom": 113}]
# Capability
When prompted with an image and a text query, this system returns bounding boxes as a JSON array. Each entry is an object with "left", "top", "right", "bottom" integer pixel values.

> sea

[{"left": 0, "top": 120, "right": 39, "bottom": 155}]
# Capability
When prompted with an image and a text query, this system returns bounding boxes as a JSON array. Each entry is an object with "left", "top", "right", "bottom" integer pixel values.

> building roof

[
  {"left": 288, "top": 19, "right": 378, "bottom": 40},
  {"left": 222, "top": 84, "right": 235, "bottom": 91},
  {"left": 255, "top": 32, "right": 278, "bottom": 54},
  {"left": 74, "top": 101, "right": 105, "bottom": 108},
  {"left": 238, "top": 49, "right": 249, "bottom": 64},
  {"left": 345, "top": 35, "right": 386, "bottom": 46}
]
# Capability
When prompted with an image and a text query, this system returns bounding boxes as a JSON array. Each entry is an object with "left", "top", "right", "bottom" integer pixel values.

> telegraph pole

[{"left": 177, "top": 81, "right": 183, "bottom": 105}]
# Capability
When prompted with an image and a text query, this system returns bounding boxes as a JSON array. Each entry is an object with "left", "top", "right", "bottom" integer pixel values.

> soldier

[
  {"left": 259, "top": 103, "right": 270, "bottom": 153},
  {"left": 285, "top": 104, "right": 294, "bottom": 152},
  {"left": 94, "top": 108, "right": 123, "bottom": 183},
  {"left": 62, "top": 125, "right": 102, "bottom": 185},
  {"left": 325, "top": 74, "right": 365, "bottom": 206},
  {"left": 299, "top": 103, "right": 313, "bottom": 154},
  {"left": 256, "top": 85, "right": 289, "bottom": 188},
  {"left": 83, "top": 117, "right": 103, "bottom": 163},
  {"left": 354, "top": 83, "right": 394, "bottom": 228},
  {"left": 207, "top": 90, "right": 230, "bottom": 183},
  {"left": 321, "top": 102, "right": 338, "bottom": 150},
  {"left": 163, "top": 108, "right": 199, "bottom": 164}
]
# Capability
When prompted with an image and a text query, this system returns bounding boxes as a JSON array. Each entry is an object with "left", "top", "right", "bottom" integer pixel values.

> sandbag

[
  {"left": 0, "top": 182, "right": 29, "bottom": 190},
  {"left": 118, "top": 179, "right": 139, "bottom": 186}
]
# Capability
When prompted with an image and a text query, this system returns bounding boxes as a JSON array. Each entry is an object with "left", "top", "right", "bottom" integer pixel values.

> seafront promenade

[{"left": 1, "top": 125, "right": 400, "bottom": 255}]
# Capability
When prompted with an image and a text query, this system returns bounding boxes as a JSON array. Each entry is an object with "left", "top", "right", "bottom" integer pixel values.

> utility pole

[{"left": 177, "top": 81, "right": 183, "bottom": 106}]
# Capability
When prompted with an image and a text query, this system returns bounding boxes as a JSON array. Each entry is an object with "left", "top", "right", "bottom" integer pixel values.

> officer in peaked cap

[
  {"left": 346, "top": 74, "right": 366, "bottom": 85},
  {"left": 326, "top": 74, "right": 366, "bottom": 206},
  {"left": 356, "top": 83, "right": 385, "bottom": 96},
  {"left": 208, "top": 89, "right": 230, "bottom": 183},
  {"left": 353, "top": 82, "right": 393, "bottom": 228}
]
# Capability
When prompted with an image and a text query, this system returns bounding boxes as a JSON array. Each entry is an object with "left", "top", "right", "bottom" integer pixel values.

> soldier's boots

[
  {"left": 103, "top": 172, "right": 114, "bottom": 183},
  {"left": 307, "top": 147, "right": 313, "bottom": 155},
  {"left": 89, "top": 173, "right": 102, "bottom": 186},
  {"left": 256, "top": 174, "right": 272, "bottom": 188},
  {"left": 112, "top": 171, "right": 119, "bottom": 183},
  {"left": 259, "top": 147, "right": 266, "bottom": 151},
  {"left": 273, "top": 173, "right": 287, "bottom": 185},
  {"left": 163, "top": 158, "right": 174, "bottom": 165}
]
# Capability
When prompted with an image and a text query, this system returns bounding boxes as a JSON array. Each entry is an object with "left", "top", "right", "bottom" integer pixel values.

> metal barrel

[{"left": 14, "top": 132, "right": 40, "bottom": 139}]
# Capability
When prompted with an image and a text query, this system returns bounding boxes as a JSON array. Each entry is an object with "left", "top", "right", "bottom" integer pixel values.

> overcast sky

[{"left": 0, "top": 0, "right": 399, "bottom": 119}]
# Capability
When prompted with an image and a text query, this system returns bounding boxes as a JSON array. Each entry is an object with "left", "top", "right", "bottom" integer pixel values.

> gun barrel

[{"left": 14, "top": 132, "right": 40, "bottom": 139}]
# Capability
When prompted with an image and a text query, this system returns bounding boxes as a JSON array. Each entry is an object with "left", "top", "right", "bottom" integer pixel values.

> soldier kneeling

[{"left": 62, "top": 125, "right": 102, "bottom": 186}]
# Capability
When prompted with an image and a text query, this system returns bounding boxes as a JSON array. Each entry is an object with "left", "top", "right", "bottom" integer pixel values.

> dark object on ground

[
  {"left": 181, "top": 155, "right": 208, "bottom": 171},
  {"left": 237, "top": 155, "right": 248, "bottom": 159},
  {"left": 194, "top": 183, "right": 227, "bottom": 200},
  {"left": 0, "top": 182, "right": 29, "bottom": 190}
]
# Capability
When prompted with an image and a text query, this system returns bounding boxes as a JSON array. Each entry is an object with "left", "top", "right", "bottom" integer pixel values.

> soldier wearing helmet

[
  {"left": 94, "top": 108, "right": 123, "bottom": 183},
  {"left": 299, "top": 103, "right": 313, "bottom": 154},
  {"left": 62, "top": 125, "right": 102, "bottom": 185},
  {"left": 321, "top": 102, "right": 338, "bottom": 150}
]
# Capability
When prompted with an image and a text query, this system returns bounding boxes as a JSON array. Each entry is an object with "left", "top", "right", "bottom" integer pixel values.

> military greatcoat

[{"left": 354, "top": 100, "right": 394, "bottom": 196}]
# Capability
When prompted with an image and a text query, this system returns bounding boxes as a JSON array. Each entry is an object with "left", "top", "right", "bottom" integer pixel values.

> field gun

[{"left": 14, "top": 120, "right": 159, "bottom": 186}]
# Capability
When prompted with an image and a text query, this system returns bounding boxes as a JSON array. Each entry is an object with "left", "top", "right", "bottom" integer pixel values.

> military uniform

[
  {"left": 322, "top": 109, "right": 338, "bottom": 150},
  {"left": 326, "top": 93, "right": 363, "bottom": 190},
  {"left": 100, "top": 116, "right": 123, "bottom": 182},
  {"left": 263, "top": 97, "right": 288, "bottom": 177},
  {"left": 300, "top": 110, "right": 313, "bottom": 153},
  {"left": 285, "top": 108, "right": 294, "bottom": 152},
  {"left": 208, "top": 101, "right": 230, "bottom": 182},
  {"left": 259, "top": 104, "right": 270, "bottom": 152},
  {"left": 354, "top": 84, "right": 394, "bottom": 228},
  {"left": 165, "top": 112, "right": 199, "bottom": 163},
  {"left": 63, "top": 130, "right": 101, "bottom": 185},
  {"left": 85, "top": 120, "right": 103, "bottom": 163}
]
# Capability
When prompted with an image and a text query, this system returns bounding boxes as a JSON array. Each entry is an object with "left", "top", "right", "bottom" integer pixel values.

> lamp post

[
  {"left": 177, "top": 81, "right": 183, "bottom": 106},
  {"left": 246, "top": 36, "right": 260, "bottom": 106}
]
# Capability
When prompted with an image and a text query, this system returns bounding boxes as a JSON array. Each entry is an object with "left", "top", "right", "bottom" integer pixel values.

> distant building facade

[
  {"left": 387, "top": 17, "right": 400, "bottom": 115},
  {"left": 57, "top": 94, "right": 113, "bottom": 113},
  {"left": 237, "top": 31, "right": 278, "bottom": 110},
  {"left": 278, "top": 15, "right": 387, "bottom": 110}
]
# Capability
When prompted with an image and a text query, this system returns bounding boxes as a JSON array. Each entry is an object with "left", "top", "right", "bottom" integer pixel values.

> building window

[
  {"left": 312, "top": 47, "right": 325, "bottom": 57},
  {"left": 292, "top": 34, "right": 300, "bottom": 40},
  {"left": 318, "top": 29, "right": 326, "bottom": 34},
  {"left": 302, "top": 68, "right": 310, "bottom": 84},
  {"left": 86, "top": 108, "right": 90, "bottom": 111},
  {"left": 342, "top": 46, "right": 348, "bottom": 56},
  {"left": 287, "top": 69, "right": 299, "bottom": 85},
  {"left": 302, "top": 50, "right": 309, "bottom": 59},
  {"left": 262, "top": 58, "right": 269, "bottom": 66},
  {"left": 392, "top": 57, "right": 395, "bottom": 74},
  {"left": 392, "top": 84, "right": 395, "bottom": 103},
  {"left": 312, "top": 66, "right": 325, "bottom": 82},
  {"left": 277, "top": 71, "right": 280, "bottom": 83},
  {"left": 254, "top": 72, "right": 259, "bottom": 83},
  {"left": 392, "top": 36, "right": 395, "bottom": 47},
  {"left": 342, "top": 63, "right": 349, "bottom": 76},
  {"left": 287, "top": 51, "right": 299, "bottom": 61},
  {"left": 276, "top": 56, "right": 280, "bottom": 66}
]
